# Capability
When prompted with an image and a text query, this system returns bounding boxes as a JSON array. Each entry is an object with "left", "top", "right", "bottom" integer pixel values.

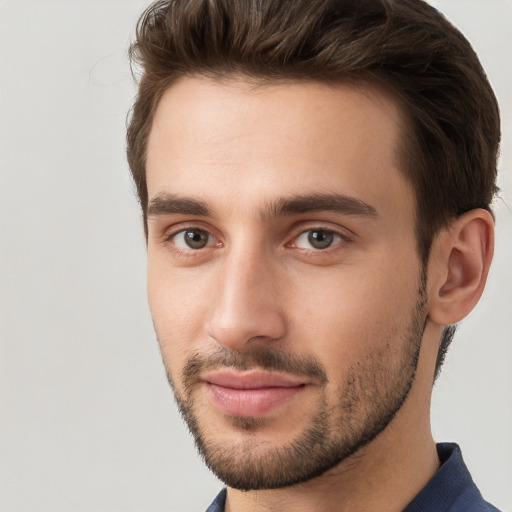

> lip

[{"left": 202, "top": 370, "right": 307, "bottom": 417}]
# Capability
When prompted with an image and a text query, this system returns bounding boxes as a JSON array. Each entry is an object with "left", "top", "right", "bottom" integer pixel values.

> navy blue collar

[
  {"left": 205, "top": 443, "right": 500, "bottom": 512},
  {"left": 205, "top": 488, "right": 226, "bottom": 512},
  {"left": 403, "top": 442, "right": 499, "bottom": 512}
]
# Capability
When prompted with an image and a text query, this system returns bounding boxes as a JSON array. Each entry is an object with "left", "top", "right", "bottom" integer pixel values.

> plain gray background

[{"left": 0, "top": 1, "right": 510, "bottom": 511}]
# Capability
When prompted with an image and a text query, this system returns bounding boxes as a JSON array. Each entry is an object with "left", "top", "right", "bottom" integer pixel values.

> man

[{"left": 126, "top": 0, "right": 501, "bottom": 510}]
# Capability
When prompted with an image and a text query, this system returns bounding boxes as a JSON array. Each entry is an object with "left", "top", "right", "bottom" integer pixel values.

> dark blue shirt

[{"left": 205, "top": 443, "right": 501, "bottom": 511}]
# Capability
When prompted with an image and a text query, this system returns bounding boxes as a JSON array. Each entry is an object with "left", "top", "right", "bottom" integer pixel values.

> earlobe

[{"left": 428, "top": 209, "right": 494, "bottom": 326}]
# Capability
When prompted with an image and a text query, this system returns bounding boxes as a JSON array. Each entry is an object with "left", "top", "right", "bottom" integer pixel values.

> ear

[{"left": 428, "top": 209, "right": 494, "bottom": 326}]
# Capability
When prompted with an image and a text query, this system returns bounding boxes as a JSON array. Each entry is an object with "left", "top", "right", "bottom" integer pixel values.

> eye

[
  {"left": 171, "top": 228, "right": 214, "bottom": 250},
  {"left": 293, "top": 229, "right": 343, "bottom": 250}
]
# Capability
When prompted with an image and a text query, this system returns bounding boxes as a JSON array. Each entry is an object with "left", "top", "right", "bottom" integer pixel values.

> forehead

[{"left": 146, "top": 76, "right": 413, "bottom": 219}]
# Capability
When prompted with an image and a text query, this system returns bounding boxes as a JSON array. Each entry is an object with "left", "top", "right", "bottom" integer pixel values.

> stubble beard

[{"left": 162, "top": 276, "right": 428, "bottom": 491}]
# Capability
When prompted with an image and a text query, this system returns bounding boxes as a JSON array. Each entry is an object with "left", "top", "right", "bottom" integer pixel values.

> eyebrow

[
  {"left": 263, "top": 193, "right": 378, "bottom": 220},
  {"left": 147, "top": 192, "right": 378, "bottom": 220},
  {"left": 148, "top": 194, "right": 212, "bottom": 218}
]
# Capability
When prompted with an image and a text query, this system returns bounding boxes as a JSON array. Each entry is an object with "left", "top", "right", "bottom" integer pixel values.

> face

[{"left": 146, "top": 77, "right": 428, "bottom": 490}]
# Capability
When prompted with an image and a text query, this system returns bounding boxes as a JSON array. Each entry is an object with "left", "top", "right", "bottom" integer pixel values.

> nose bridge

[{"left": 205, "top": 239, "right": 286, "bottom": 349}]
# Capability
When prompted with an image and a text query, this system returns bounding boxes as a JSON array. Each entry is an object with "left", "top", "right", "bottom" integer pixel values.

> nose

[{"left": 204, "top": 245, "right": 287, "bottom": 351}]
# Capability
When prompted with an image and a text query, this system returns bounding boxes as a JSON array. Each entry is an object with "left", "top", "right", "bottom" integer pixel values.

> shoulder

[{"left": 448, "top": 486, "right": 501, "bottom": 512}]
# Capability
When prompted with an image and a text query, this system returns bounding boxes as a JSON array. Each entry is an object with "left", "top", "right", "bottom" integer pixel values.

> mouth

[{"left": 201, "top": 370, "right": 307, "bottom": 417}]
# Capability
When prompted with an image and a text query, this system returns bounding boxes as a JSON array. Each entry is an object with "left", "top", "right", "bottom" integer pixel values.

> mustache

[{"left": 182, "top": 345, "right": 328, "bottom": 389}]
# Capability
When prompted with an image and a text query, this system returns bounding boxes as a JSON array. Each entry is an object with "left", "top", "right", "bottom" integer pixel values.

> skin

[{"left": 145, "top": 77, "right": 494, "bottom": 512}]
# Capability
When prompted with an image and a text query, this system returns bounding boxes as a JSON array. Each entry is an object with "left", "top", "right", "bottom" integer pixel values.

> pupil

[{"left": 308, "top": 230, "right": 333, "bottom": 249}]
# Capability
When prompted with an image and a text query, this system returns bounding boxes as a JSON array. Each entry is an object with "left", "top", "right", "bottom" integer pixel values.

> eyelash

[
  {"left": 162, "top": 226, "right": 219, "bottom": 258},
  {"left": 162, "top": 225, "right": 351, "bottom": 256},
  {"left": 288, "top": 229, "right": 348, "bottom": 251}
]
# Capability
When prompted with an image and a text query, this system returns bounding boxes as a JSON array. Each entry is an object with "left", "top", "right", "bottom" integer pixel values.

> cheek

[
  {"left": 147, "top": 259, "right": 212, "bottom": 374},
  {"left": 288, "top": 256, "right": 421, "bottom": 365},
  {"left": 148, "top": 249, "right": 213, "bottom": 324}
]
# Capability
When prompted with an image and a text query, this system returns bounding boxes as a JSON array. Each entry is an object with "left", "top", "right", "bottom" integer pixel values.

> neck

[{"left": 226, "top": 434, "right": 438, "bottom": 512}]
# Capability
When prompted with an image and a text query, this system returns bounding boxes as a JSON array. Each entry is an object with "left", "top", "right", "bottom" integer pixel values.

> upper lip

[{"left": 202, "top": 370, "right": 306, "bottom": 389}]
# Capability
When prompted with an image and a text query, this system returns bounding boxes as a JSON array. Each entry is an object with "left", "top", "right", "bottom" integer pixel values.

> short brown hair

[{"left": 126, "top": 0, "right": 500, "bottom": 374}]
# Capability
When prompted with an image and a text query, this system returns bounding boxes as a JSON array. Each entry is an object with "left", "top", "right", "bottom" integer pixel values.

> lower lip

[{"left": 205, "top": 383, "right": 305, "bottom": 417}]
